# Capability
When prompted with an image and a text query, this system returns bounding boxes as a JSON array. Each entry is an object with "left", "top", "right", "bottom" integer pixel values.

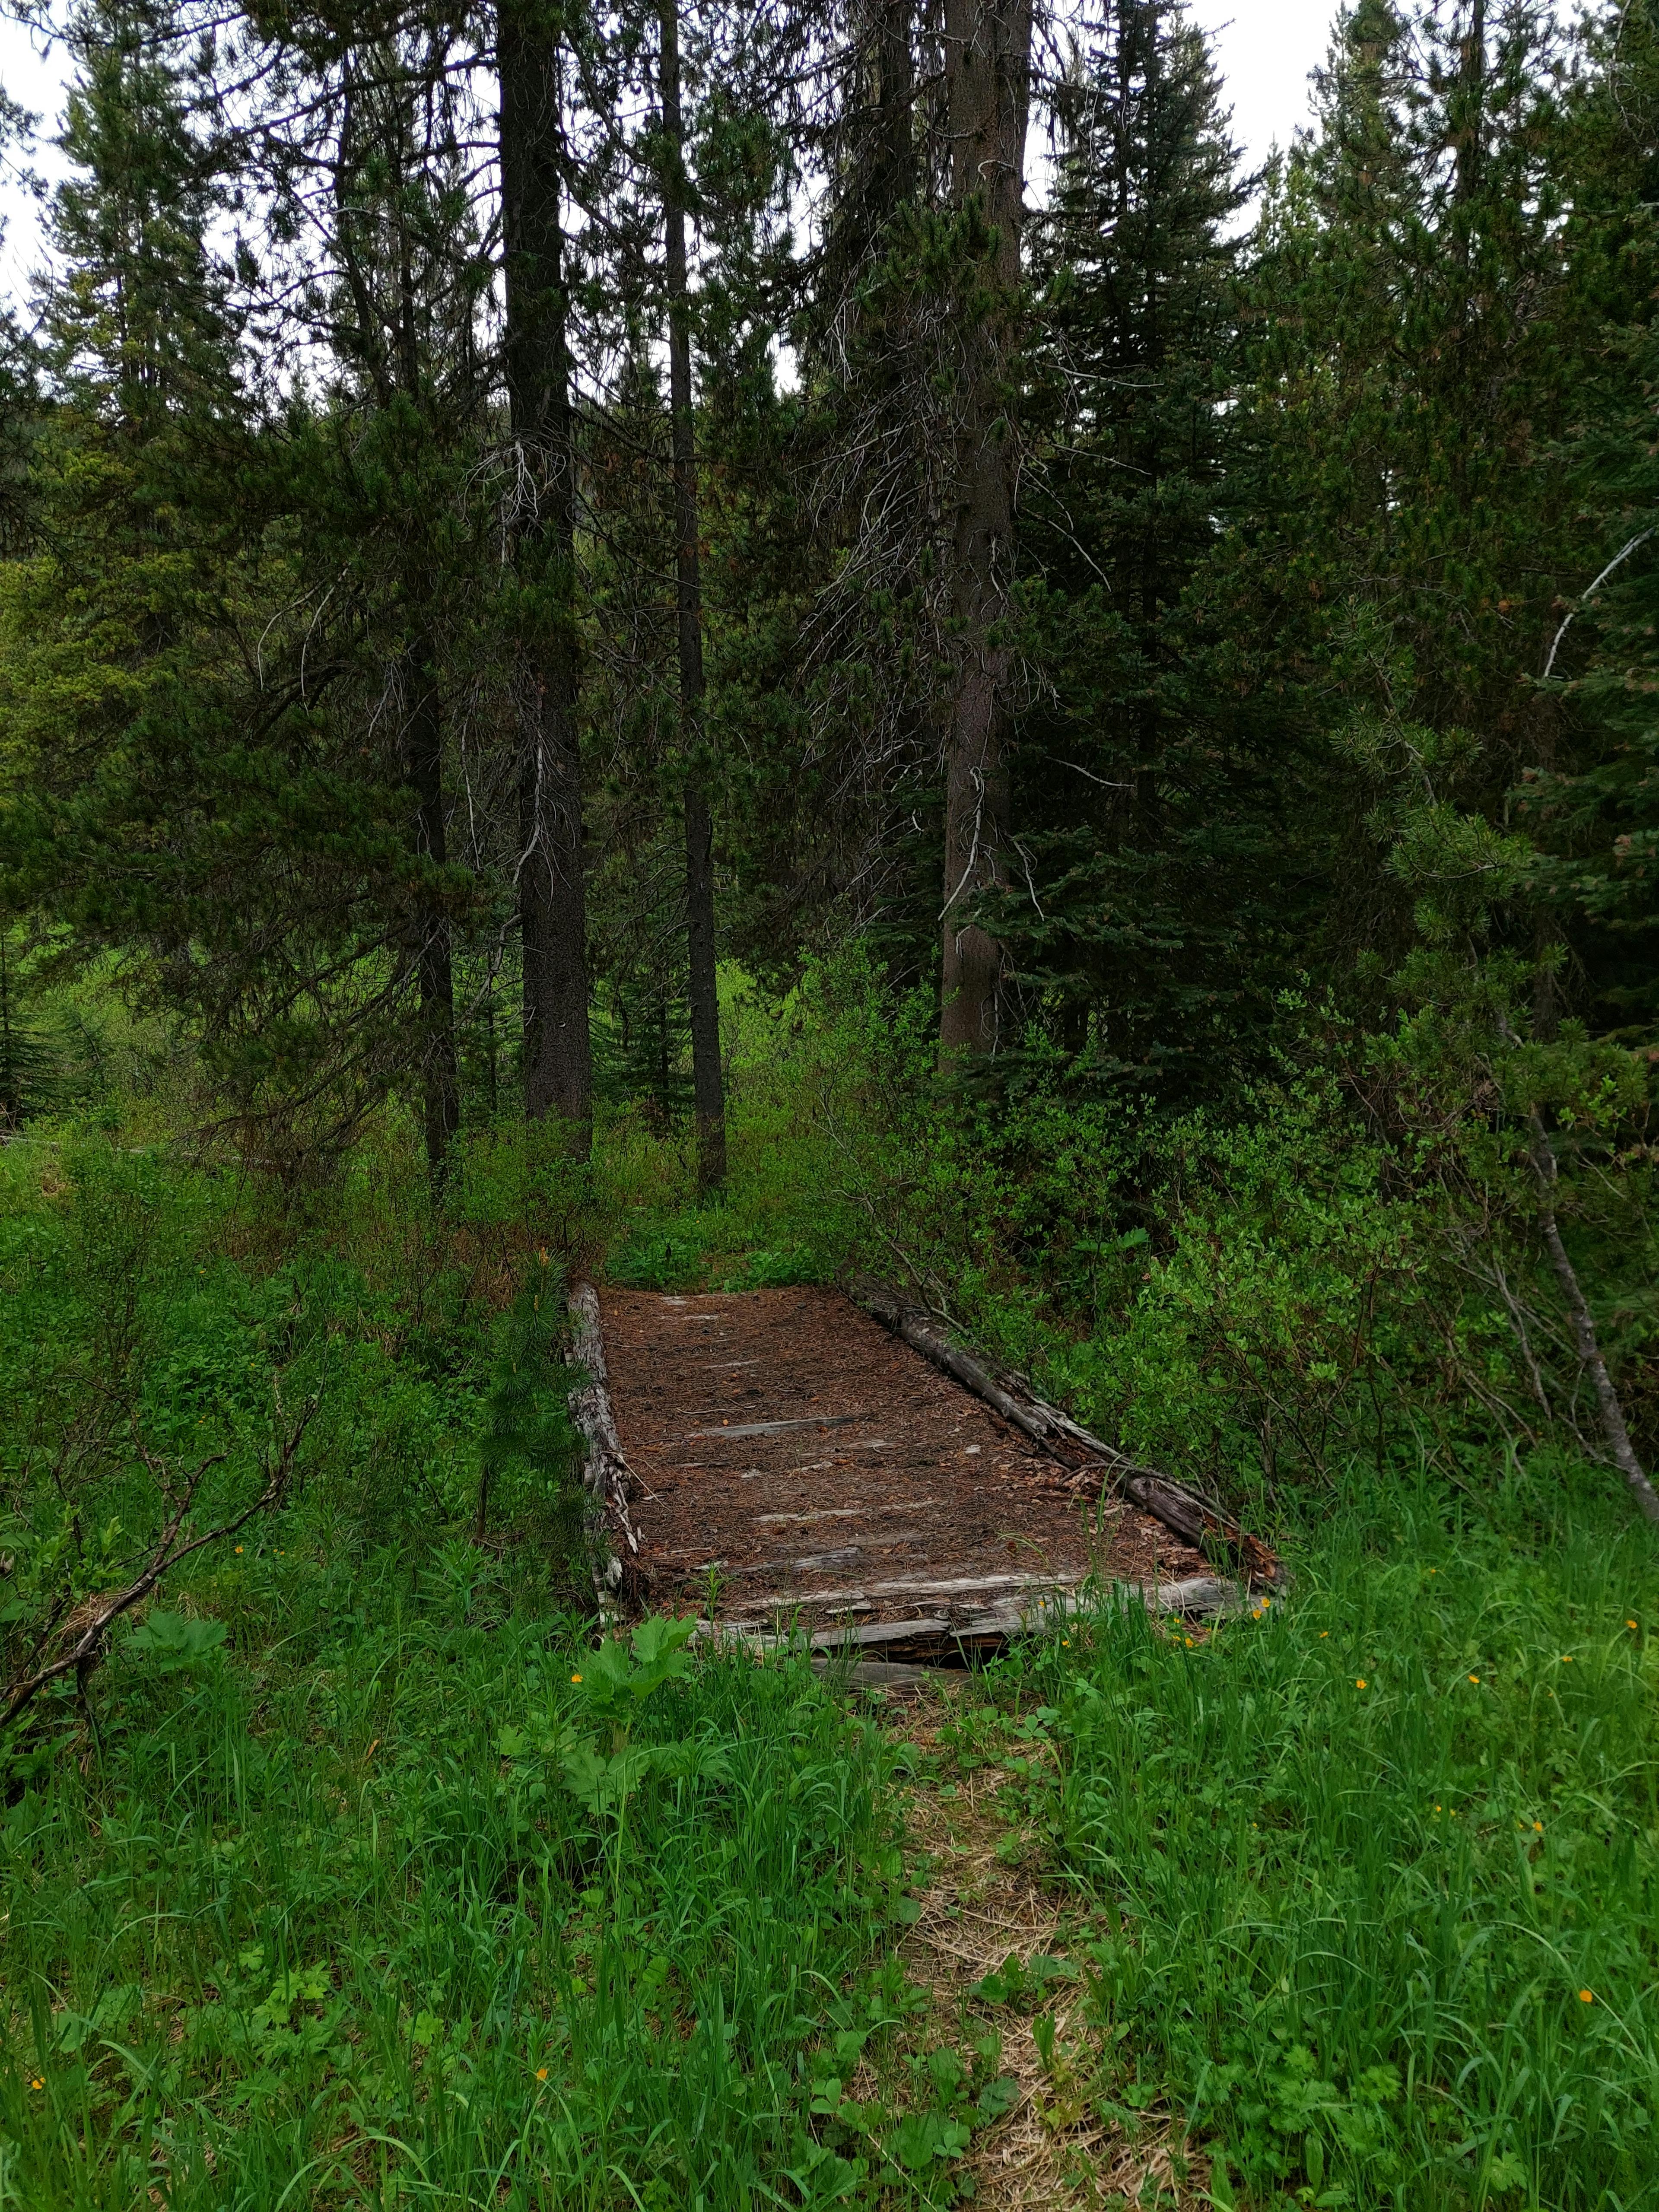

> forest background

[{"left": 2, "top": 0, "right": 1659, "bottom": 2207}]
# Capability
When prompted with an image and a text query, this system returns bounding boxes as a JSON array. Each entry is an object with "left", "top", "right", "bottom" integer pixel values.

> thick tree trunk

[
  {"left": 876, "top": 0, "right": 916, "bottom": 209},
  {"left": 499, "top": 5, "right": 593, "bottom": 1134},
  {"left": 406, "top": 622, "right": 459, "bottom": 1183},
  {"left": 938, "top": 0, "right": 1033, "bottom": 1055},
  {"left": 660, "top": 0, "right": 725, "bottom": 1193}
]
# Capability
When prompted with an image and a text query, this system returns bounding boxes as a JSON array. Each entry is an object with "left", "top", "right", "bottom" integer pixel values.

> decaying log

[
  {"left": 701, "top": 1571, "right": 1246, "bottom": 1665},
  {"left": 566, "top": 1283, "right": 648, "bottom": 1605},
  {"left": 853, "top": 1279, "right": 1284, "bottom": 1587}
]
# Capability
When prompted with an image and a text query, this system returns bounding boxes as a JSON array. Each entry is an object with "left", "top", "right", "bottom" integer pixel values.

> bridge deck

[{"left": 601, "top": 1286, "right": 1207, "bottom": 1645}]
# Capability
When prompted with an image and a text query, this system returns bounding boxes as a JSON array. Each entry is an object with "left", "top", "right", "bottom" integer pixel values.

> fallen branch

[
  {"left": 852, "top": 1279, "right": 1285, "bottom": 1586},
  {"left": 1, "top": 1402, "right": 317, "bottom": 1733},
  {"left": 566, "top": 1283, "right": 647, "bottom": 1607}
]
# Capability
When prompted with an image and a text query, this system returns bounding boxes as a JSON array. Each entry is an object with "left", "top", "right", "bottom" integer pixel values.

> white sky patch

[
  {"left": 0, "top": 14, "right": 71, "bottom": 299},
  {"left": 1189, "top": 0, "right": 1337, "bottom": 172}
]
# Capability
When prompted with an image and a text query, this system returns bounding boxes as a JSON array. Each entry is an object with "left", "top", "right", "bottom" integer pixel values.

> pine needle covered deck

[{"left": 595, "top": 1287, "right": 1218, "bottom": 1659}]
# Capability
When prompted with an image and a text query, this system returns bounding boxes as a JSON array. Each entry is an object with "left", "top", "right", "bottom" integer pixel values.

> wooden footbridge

[{"left": 566, "top": 1281, "right": 1280, "bottom": 1664}]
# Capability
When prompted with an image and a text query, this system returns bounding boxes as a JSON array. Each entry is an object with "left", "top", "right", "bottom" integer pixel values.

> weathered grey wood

[
  {"left": 853, "top": 1279, "right": 1285, "bottom": 1586},
  {"left": 951, "top": 1574, "right": 1243, "bottom": 1643},
  {"left": 706, "top": 1615, "right": 952, "bottom": 1651},
  {"left": 705, "top": 1571, "right": 1245, "bottom": 1662},
  {"left": 566, "top": 1284, "right": 642, "bottom": 1602},
  {"left": 811, "top": 1656, "right": 941, "bottom": 1690},
  {"left": 722, "top": 1567, "right": 1086, "bottom": 1614},
  {"left": 680, "top": 1414, "right": 857, "bottom": 1441}
]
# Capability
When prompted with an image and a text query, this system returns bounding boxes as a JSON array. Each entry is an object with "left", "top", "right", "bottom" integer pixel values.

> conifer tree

[
  {"left": 935, "top": 0, "right": 1034, "bottom": 1055},
  {"left": 1003, "top": 0, "right": 1256, "bottom": 1087},
  {"left": 656, "top": 0, "right": 725, "bottom": 1191},
  {"left": 499, "top": 0, "right": 594, "bottom": 1138}
]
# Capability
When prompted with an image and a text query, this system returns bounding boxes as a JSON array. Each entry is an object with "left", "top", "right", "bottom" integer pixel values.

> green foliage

[
  {"left": 476, "top": 1255, "right": 584, "bottom": 1558},
  {"left": 976, "top": 1460, "right": 1659, "bottom": 2208},
  {"left": 0, "top": 1548, "right": 920, "bottom": 2208}
]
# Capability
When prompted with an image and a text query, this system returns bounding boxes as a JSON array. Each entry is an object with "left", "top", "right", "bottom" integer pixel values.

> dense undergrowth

[
  {"left": 2, "top": 963, "right": 1656, "bottom": 2207},
  {"left": 973, "top": 1461, "right": 1659, "bottom": 2210},
  {"left": 0, "top": 1548, "right": 920, "bottom": 2207}
]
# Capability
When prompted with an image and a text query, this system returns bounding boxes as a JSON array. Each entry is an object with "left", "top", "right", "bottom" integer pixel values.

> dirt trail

[{"left": 601, "top": 1286, "right": 1205, "bottom": 1636}]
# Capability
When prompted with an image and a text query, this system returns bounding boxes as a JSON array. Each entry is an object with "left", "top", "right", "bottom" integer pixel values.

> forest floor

[{"left": 602, "top": 1286, "right": 1205, "bottom": 1640}]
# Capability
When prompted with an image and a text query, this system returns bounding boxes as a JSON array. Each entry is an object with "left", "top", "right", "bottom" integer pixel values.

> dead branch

[
  {"left": 1, "top": 1402, "right": 318, "bottom": 1733},
  {"left": 1526, "top": 1108, "right": 1659, "bottom": 1526}
]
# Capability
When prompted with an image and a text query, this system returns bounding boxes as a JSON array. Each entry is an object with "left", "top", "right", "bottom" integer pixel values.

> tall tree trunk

[
  {"left": 938, "top": 0, "right": 1033, "bottom": 1055},
  {"left": 499, "top": 2, "right": 593, "bottom": 1134},
  {"left": 876, "top": 0, "right": 915, "bottom": 209},
  {"left": 407, "top": 620, "right": 460, "bottom": 1183},
  {"left": 660, "top": 0, "right": 725, "bottom": 1193}
]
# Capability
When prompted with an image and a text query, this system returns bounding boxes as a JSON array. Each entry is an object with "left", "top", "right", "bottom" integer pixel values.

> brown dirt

[{"left": 600, "top": 1286, "right": 1207, "bottom": 1634}]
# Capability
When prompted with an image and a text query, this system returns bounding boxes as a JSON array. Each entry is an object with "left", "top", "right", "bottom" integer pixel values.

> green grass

[
  {"left": 0, "top": 1541, "right": 915, "bottom": 2209},
  {"left": 5, "top": 985, "right": 1659, "bottom": 2208},
  {"left": 959, "top": 1458, "right": 1659, "bottom": 2210}
]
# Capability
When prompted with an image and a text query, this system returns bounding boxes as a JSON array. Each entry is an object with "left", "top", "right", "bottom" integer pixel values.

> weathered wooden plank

[
  {"left": 566, "top": 1283, "right": 643, "bottom": 1605},
  {"left": 706, "top": 1572, "right": 1246, "bottom": 1661},
  {"left": 677, "top": 1414, "right": 858, "bottom": 1441}
]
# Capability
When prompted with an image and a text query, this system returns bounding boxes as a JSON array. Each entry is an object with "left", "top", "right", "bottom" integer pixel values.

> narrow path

[{"left": 601, "top": 1287, "right": 1206, "bottom": 1639}]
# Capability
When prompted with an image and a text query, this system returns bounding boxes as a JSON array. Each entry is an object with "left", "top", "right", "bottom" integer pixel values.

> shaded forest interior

[{"left": 3, "top": 0, "right": 1659, "bottom": 2207}]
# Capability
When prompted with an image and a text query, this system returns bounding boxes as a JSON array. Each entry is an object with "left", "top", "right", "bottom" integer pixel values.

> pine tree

[
  {"left": 1222, "top": 0, "right": 1634, "bottom": 1001},
  {"left": 0, "top": 0, "right": 493, "bottom": 1170},
  {"left": 499, "top": 0, "right": 596, "bottom": 1139},
  {"left": 997, "top": 0, "right": 1262, "bottom": 1090}
]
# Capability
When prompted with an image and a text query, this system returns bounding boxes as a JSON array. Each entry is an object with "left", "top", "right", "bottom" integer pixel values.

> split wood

[{"left": 566, "top": 1282, "right": 646, "bottom": 1602}]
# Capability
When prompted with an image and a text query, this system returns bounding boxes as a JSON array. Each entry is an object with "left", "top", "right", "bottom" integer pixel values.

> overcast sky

[{"left": 0, "top": 0, "right": 1341, "bottom": 299}]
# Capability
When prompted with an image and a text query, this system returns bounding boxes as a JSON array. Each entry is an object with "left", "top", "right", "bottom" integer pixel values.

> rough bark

[
  {"left": 499, "top": 5, "right": 593, "bottom": 1133},
  {"left": 660, "top": 0, "right": 725, "bottom": 1193},
  {"left": 938, "top": 0, "right": 1033, "bottom": 1055},
  {"left": 1528, "top": 1110, "right": 1659, "bottom": 1525},
  {"left": 406, "top": 622, "right": 459, "bottom": 1183},
  {"left": 566, "top": 1283, "right": 648, "bottom": 1603},
  {"left": 876, "top": 0, "right": 916, "bottom": 212}
]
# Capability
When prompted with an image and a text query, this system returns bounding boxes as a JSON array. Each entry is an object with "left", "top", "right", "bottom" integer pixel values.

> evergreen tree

[
  {"left": 998, "top": 0, "right": 1263, "bottom": 1091},
  {"left": 1219, "top": 0, "right": 1641, "bottom": 1007},
  {"left": 0, "top": 0, "right": 493, "bottom": 1169}
]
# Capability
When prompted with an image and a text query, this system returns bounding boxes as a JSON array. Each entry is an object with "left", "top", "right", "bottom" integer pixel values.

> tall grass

[
  {"left": 0, "top": 1543, "right": 904, "bottom": 2209},
  {"left": 981, "top": 1457, "right": 1659, "bottom": 2209}
]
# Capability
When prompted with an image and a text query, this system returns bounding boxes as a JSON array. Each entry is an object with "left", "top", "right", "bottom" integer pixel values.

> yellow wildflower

[
  {"left": 571, "top": 1673, "right": 583, "bottom": 1684},
  {"left": 1579, "top": 1989, "right": 1594, "bottom": 2004}
]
